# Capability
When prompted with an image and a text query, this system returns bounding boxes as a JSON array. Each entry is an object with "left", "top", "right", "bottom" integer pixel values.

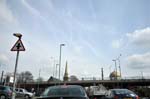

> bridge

[{"left": 18, "top": 78, "right": 150, "bottom": 90}]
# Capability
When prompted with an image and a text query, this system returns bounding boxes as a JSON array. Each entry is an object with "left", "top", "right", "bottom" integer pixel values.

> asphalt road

[{"left": 16, "top": 97, "right": 39, "bottom": 99}]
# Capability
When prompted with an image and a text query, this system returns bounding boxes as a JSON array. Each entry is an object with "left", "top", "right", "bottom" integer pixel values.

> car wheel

[
  {"left": 24, "top": 95, "right": 30, "bottom": 99},
  {"left": 0, "top": 95, "right": 6, "bottom": 99}
]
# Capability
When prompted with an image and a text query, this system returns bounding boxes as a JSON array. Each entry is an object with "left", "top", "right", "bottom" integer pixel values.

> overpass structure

[{"left": 19, "top": 79, "right": 150, "bottom": 90}]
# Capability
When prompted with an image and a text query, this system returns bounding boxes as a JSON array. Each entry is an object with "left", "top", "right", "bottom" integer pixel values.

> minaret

[{"left": 63, "top": 61, "right": 69, "bottom": 81}]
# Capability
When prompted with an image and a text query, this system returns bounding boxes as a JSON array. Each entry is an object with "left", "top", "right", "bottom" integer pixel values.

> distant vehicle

[
  {"left": 15, "top": 88, "right": 34, "bottom": 99},
  {"left": 0, "top": 85, "right": 12, "bottom": 99},
  {"left": 105, "top": 89, "right": 139, "bottom": 99},
  {"left": 87, "top": 85, "right": 107, "bottom": 99},
  {"left": 37, "top": 85, "right": 89, "bottom": 99}
]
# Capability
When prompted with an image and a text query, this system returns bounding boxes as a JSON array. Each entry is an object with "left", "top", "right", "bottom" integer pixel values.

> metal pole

[
  {"left": 118, "top": 59, "right": 121, "bottom": 78},
  {"left": 59, "top": 45, "right": 62, "bottom": 80},
  {"left": 101, "top": 68, "right": 104, "bottom": 80},
  {"left": 58, "top": 44, "right": 65, "bottom": 81},
  {"left": 115, "top": 60, "right": 117, "bottom": 80},
  {"left": 113, "top": 59, "right": 117, "bottom": 80},
  {"left": 56, "top": 64, "right": 59, "bottom": 79},
  {"left": 37, "top": 69, "right": 41, "bottom": 95},
  {"left": 109, "top": 65, "right": 112, "bottom": 76},
  {"left": 117, "top": 54, "right": 122, "bottom": 78},
  {"left": 12, "top": 50, "right": 19, "bottom": 99},
  {"left": 0, "top": 71, "right": 4, "bottom": 84},
  {"left": 53, "top": 60, "right": 56, "bottom": 78}
]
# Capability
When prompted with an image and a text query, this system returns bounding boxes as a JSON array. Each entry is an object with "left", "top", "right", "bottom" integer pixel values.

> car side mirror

[{"left": 105, "top": 94, "right": 109, "bottom": 97}]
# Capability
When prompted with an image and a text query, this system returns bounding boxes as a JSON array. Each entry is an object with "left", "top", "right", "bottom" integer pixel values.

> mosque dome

[{"left": 109, "top": 71, "right": 121, "bottom": 78}]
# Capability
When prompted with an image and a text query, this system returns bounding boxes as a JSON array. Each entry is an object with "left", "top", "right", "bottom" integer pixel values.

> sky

[{"left": 0, "top": 0, "right": 150, "bottom": 80}]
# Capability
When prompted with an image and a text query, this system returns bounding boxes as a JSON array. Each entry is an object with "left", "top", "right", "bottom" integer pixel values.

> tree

[
  {"left": 17, "top": 71, "right": 34, "bottom": 83},
  {"left": 70, "top": 75, "right": 79, "bottom": 81}
]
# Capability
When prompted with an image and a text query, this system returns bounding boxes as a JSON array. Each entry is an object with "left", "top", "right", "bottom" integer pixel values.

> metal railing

[{"left": 80, "top": 76, "right": 150, "bottom": 81}]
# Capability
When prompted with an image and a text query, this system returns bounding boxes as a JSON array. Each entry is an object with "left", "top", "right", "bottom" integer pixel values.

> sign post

[{"left": 11, "top": 33, "right": 25, "bottom": 99}]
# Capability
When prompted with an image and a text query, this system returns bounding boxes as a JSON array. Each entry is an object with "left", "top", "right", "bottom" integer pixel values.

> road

[{"left": 16, "top": 97, "right": 39, "bottom": 99}]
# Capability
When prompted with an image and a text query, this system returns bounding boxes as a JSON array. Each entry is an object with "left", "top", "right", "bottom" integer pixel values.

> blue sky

[{"left": 0, "top": 0, "right": 150, "bottom": 80}]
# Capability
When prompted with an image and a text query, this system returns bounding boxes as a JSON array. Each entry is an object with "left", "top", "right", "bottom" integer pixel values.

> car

[
  {"left": 15, "top": 88, "right": 34, "bottom": 99},
  {"left": 37, "top": 85, "right": 89, "bottom": 99},
  {"left": 87, "top": 85, "right": 107, "bottom": 99},
  {"left": 105, "top": 89, "right": 139, "bottom": 99},
  {"left": 0, "top": 85, "right": 12, "bottom": 99}
]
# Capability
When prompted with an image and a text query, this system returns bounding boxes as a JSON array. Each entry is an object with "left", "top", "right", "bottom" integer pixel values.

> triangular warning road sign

[{"left": 11, "top": 39, "right": 25, "bottom": 51}]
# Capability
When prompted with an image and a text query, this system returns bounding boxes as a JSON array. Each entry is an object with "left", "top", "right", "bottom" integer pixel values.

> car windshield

[
  {"left": 113, "top": 89, "right": 134, "bottom": 94},
  {"left": 0, "top": 86, "right": 6, "bottom": 90},
  {"left": 0, "top": 86, "right": 11, "bottom": 91},
  {"left": 23, "top": 89, "right": 28, "bottom": 92},
  {"left": 42, "top": 86, "right": 85, "bottom": 96}
]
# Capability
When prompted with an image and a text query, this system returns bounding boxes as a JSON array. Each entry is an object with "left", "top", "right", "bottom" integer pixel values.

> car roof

[
  {"left": 110, "top": 89, "right": 128, "bottom": 91},
  {"left": 16, "top": 88, "right": 24, "bottom": 89},
  {"left": 41, "top": 85, "right": 86, "bottom": 97},
  {"left": 48, "top": 85, "right": 83, "bottom": 88}
]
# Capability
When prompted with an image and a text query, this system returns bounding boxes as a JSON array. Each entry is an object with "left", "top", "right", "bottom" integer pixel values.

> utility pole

[{"left": 101, "top": 68, "right": 104, "bottom": 80}]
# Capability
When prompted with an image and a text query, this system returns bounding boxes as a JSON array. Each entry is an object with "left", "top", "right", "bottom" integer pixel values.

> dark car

[
  {"left": 105, "top": 89, "right": 139, "bottom": 99},
  {"left": 0, "top": 85, "right": 12, "bottom": 99},
  {"left": 37, "top": 85, "right": 89, "bottom": 99}
]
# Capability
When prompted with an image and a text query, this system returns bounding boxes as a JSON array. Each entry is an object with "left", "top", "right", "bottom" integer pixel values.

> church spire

[{"left": 63, "top": 61, "right": 69, "bottom": 81}]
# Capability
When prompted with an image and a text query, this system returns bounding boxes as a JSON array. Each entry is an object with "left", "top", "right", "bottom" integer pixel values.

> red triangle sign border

[{"left": 11, "top": 39, "right": 25, "bottom": 51}]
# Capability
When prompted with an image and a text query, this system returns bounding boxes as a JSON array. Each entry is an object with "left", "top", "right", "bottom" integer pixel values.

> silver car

[{"left": 15, "top": 88, "right": 34, "bottom": 99}]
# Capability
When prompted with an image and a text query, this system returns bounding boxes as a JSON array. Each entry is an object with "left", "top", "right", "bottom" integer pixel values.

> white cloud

[
  {"left": 73, "top": 45, "right": 83, "bottom": 54},
  {"left": 21, "top": 0, "right": 45, "bottom": 20},
  {"left": 21, "top": 0, "right": 39, "bottom": 16},
  {"left": 0, "top": 0, "right": 17, "bottom": 25},
  {"left": 127, "top": 27, "right": 150, "bottom": 48},
  {"left": 111, "top": 39, "right": 122, "bottom": 49},
  {"left": 126, "top": 52, "right": 150, "bottom": 69},
  {"left": 0, "top": 54, "right": 9, "bottom": 64}
]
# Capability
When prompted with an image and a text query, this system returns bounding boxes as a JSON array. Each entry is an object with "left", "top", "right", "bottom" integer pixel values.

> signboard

[{"left": 11, "top": 39, "right": 25, "bottom": 51}]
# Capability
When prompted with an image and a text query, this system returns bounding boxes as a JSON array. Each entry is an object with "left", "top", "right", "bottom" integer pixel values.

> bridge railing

[{"left": 80, "top": 76, "right": 150, "bottom": 81}]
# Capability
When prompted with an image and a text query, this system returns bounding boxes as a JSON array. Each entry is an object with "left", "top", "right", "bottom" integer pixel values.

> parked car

[
  {"left": 15, "top": 88, "right": 34, "bottom": 99},
  {"left": 105, "top": 89, "right": 139, "bottom": 99},
  {"left": 0, "top": 85, "right": 12, "bottom": 99},
  {"left": 37, "top": 85, "right": 89, "bottom": 99}
]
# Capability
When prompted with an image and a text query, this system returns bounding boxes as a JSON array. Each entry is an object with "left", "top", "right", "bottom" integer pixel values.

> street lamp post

[
  {"left": 37, "top": 69, "right": 41, "bottom": 95},
  {"left": 109, "top": 65, "right": 112, "bottom": 76},
  {"left": 117, "top": 54, "right": 122, "bottom": 78},
  {"left": 50, "top": 57, "right": 54, "bottom": 77},
  {"left": 112, "top": 59, "right": 117, "bottom": 80},
  {"left": 58, "top": 44, "right": 65, "bottom": 81},
  {"left": 55, "top": 64, "right": 59, "bottom": 79},
  {"left": 0, "top": 64, "right": 4, "bottom": 84},
  {"left": 0, "top": 71, "right": 4, "bottom": 84},
  {"left": 53, "top": 59, "right": 56, "bottom": 78}
]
